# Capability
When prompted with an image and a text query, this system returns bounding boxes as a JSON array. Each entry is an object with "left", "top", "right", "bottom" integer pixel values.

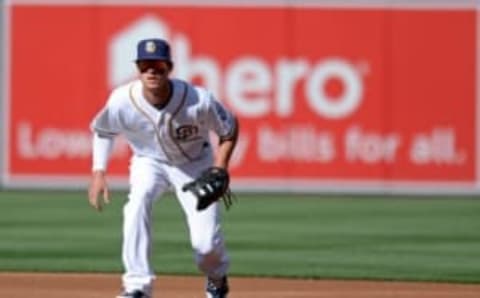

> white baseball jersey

[{"left": 91, "top": 78, "right": 236, "bottom": 168}]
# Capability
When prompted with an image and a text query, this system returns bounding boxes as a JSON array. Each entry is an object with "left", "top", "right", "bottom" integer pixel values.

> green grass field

[{"left": 0, "top": 190, "right": 479, "bottom": 283}]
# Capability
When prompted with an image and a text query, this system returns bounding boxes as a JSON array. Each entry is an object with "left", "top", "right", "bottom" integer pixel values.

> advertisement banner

[{"left": 3, "top": 1, "right": 479, "bottom": 192}]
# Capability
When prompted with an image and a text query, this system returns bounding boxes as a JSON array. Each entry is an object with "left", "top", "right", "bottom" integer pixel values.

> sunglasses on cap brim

[{"left": 136, "top": 60, "right": 172, "bottom": 74}]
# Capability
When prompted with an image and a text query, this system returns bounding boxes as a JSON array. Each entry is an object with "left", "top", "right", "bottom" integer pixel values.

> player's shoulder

[
  {"left": 171, "top": 78, "right": 211, "bottom": 100},
  {"left": 171, "top": 79, "right": 214, "bottom": 113},
  {"left": 192, "top": 84, "right": 212, "bottom": 101},
  {"left": 107, "top": 80, "right": 139, "bottom": 107}
]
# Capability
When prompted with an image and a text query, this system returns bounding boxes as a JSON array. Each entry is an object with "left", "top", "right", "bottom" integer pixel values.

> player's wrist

[
  {"left": 92, "top": 169, "right": 106, "bottom": 177},
  {"left": 213, "top": 160, "right": 228, "bottom": 170}
]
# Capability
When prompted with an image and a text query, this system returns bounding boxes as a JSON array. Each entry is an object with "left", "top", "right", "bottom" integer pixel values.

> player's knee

[
  {"left": 191, "top": 226, "right": 224, "bottom": 255},
  {"left": 191, "top": 237, "right": 215, "bottom": 255}
]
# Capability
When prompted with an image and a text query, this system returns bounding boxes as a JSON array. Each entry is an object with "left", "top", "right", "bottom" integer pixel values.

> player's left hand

[{"left": 182, "top": 167, "right": 234, "bottom": 211}]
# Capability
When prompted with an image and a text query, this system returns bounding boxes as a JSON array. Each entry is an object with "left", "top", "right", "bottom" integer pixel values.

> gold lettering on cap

[{"left": 145, "top": 41, "right": 156, "bottom": 53}]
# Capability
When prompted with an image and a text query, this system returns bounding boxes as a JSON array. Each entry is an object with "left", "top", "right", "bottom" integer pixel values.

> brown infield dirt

[{"left": 0, "top": 273, "right": 479, "bottom": 298}]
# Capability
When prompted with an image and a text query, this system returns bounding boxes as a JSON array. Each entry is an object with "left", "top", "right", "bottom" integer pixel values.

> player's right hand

[{"left": 88, "top": 170, "right": 110, "bottom": 212}]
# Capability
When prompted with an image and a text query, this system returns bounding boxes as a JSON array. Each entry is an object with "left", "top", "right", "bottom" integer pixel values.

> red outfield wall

[{"left": 2, "top": 1, "right": 479, "bottom": 192}]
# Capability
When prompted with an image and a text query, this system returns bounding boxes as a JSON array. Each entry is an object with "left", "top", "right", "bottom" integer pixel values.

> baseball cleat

[
  {"left": 206, "top": 276, "right": 229, "bottom": 298},
  {"left": 116, "top": 290, "right": 150, "bottom": 298}
]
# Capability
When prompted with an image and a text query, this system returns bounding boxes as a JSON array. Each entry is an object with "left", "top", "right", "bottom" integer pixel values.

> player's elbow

[{"left": 219, "top": 117, "right": 239, "bottom": 145}]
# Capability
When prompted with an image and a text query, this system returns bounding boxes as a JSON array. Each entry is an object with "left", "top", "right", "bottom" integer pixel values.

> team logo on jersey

[
  {"left": 175, "top": 125, "right": 199, "bottom": 141},
  {"left": 145, "top": 41, "right": 156, "bottom": 53}
]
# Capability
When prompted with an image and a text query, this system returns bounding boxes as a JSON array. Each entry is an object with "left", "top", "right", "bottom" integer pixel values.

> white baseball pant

[{"left": 121, "top": 154, "right": 229, "bottom": 295}]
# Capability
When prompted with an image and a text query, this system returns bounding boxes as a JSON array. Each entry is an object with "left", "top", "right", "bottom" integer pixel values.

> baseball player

[{"left": 88, "top": 38, "right": 238, "bottom": 298}]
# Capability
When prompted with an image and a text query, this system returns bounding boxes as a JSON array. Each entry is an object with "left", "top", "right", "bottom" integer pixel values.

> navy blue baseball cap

[{"left": 135, "top": 38, "right": 172, "bottom": 63}]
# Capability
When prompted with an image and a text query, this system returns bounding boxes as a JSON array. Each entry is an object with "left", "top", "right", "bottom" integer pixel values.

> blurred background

[
  {"left": 0, "top": 0, "right": 479, "bottom": 284},
  {"left": 1, "top": 0, "right": 479, "bottom": 194}
]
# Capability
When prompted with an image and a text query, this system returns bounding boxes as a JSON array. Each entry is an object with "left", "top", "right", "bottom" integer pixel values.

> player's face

[{"left": 137, "top": 60, "right": 172, "bottom": 90}]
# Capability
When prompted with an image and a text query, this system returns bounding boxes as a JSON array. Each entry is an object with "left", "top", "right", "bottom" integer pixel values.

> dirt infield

[{"left": 0, "top": 273, "right": 479, "bottom": 297}]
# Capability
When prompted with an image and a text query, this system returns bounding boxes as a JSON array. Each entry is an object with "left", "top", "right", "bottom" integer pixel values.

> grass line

[{"left": 0, "top": 190, "right": 479, "bottom": 283}]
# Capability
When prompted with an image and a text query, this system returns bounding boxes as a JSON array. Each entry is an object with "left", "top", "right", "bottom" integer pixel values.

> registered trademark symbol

[{"left": 356, "top": 61, "right": 370, "bottom": 75}]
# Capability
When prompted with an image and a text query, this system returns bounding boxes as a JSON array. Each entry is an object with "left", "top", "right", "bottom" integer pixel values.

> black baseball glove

[{"left": 182, "top": 167, "right": 235, "bottom": 211}]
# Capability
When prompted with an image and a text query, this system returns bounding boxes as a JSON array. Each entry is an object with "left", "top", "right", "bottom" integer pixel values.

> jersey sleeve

[
  {"left": 91, "top": 133, "right": 114, "bottom": 171},
  {"left": 90, "top": 92, "right": 123, "bottom": 137},
  {"left": 205, "top": 92, "right": 237, "bottom": 141},
  {"left": 89, "top": 91, "right": 122, "bottom": 171}
]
